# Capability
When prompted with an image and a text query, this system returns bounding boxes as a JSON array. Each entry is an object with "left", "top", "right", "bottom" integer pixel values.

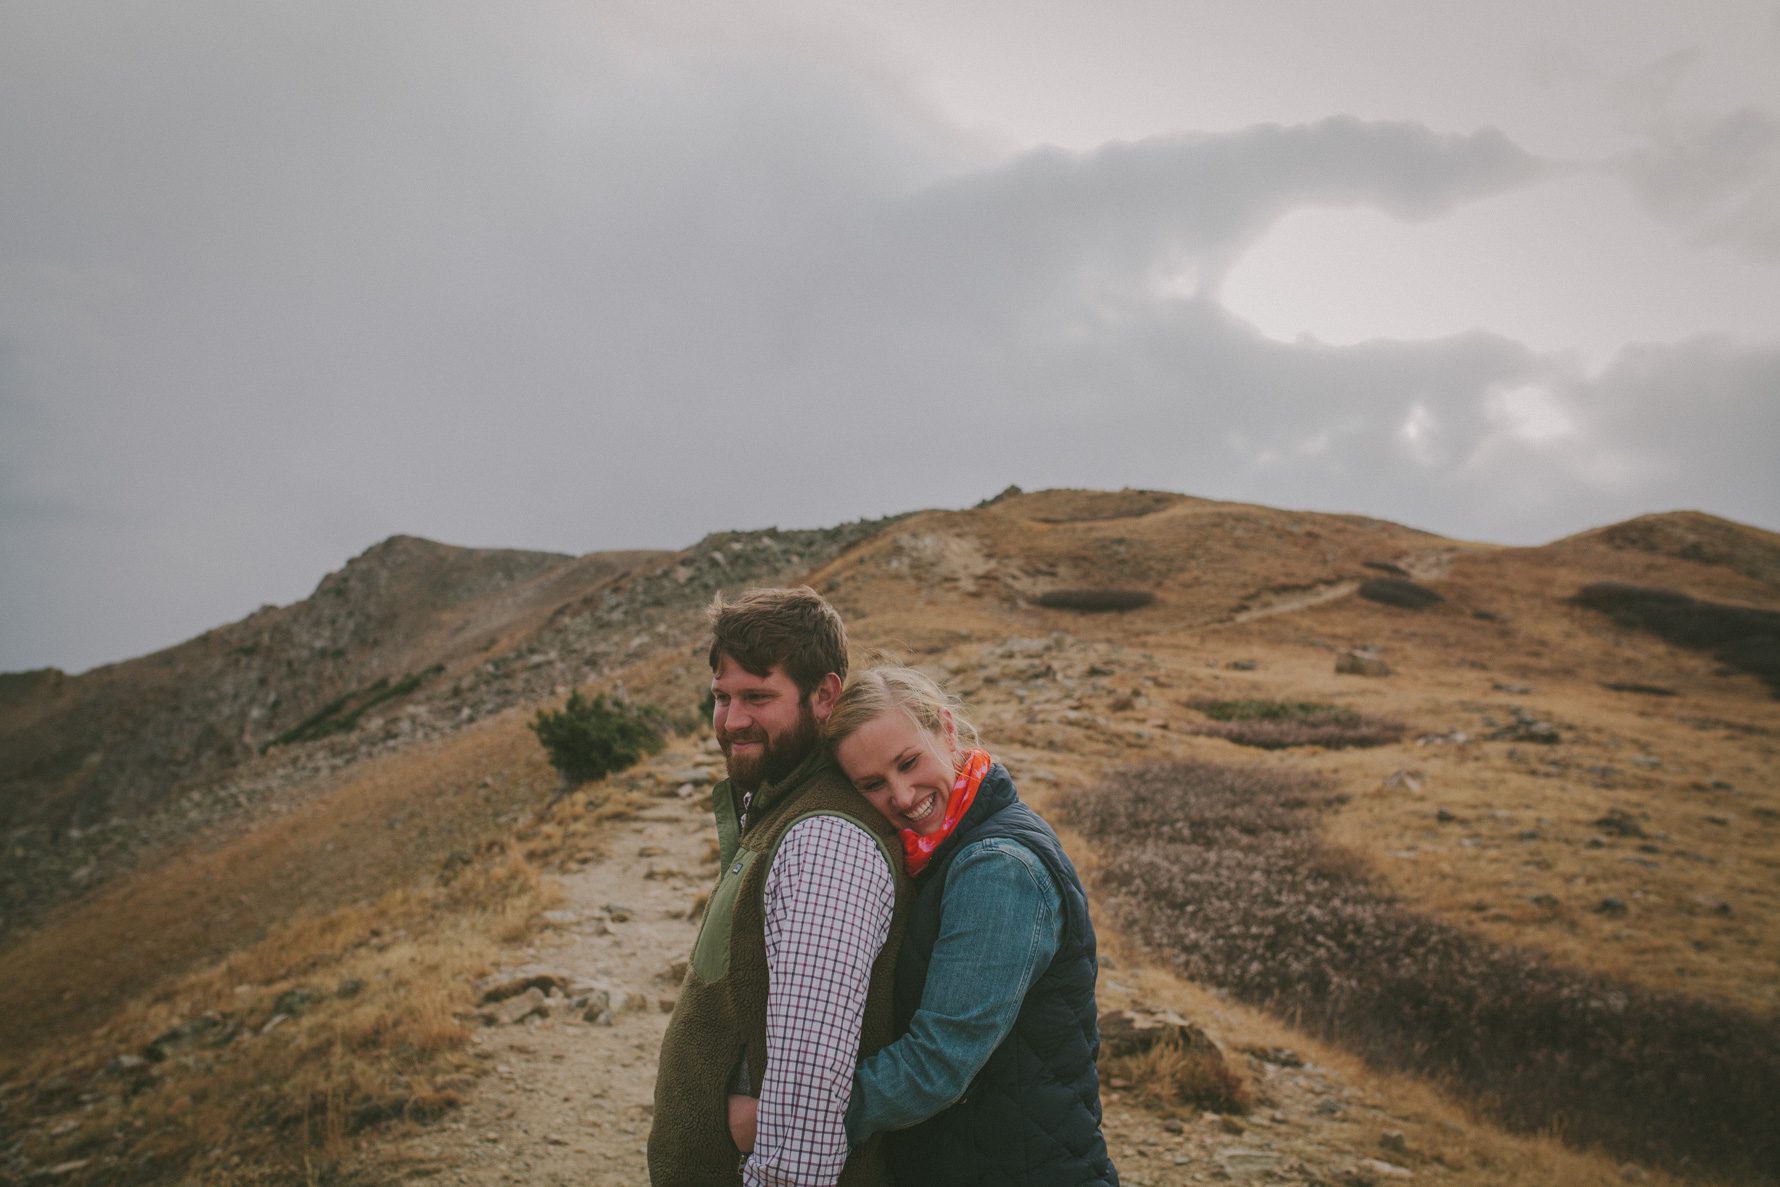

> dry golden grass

[
  {"left": 0, "top": 707, "right": 565, "bottom": 1057},
  {"left": 0, "top": 687, "right": 670, "bottom": 1185},
  {"left": 7, "top": 488, "right": 1777, "bottom": 1184},
  {"left": 1102, "top": 1026, "right": 1253, "bottom": 1116},
  {"left": 1101, "top": 952, "right": 1703, "bottom": 1187},
  {"left": 0, "top": 837, "right": 559, "bottom": 1185}
]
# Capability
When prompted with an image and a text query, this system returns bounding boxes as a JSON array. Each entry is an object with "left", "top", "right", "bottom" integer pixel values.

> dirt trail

[
  {"left": 351, "top": 742, "right": 1578, "bottom": 1187},
  {"left": 356, "top": 750, "right": 715, "bottom": 1185}
]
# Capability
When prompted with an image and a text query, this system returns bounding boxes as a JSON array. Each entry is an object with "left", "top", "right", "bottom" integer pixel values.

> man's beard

[{"left": 720, "top": 700, "right": 822, "bottom": 793}]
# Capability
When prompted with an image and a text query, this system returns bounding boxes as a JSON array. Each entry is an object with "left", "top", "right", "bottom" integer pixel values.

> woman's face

[{"left": 834, "top": 708, "right": 957, "bottom": 836}]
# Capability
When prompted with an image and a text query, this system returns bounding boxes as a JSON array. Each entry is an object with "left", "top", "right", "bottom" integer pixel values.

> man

[{"left": 649, "top": 587, "right": 910, "bottom": 1186}]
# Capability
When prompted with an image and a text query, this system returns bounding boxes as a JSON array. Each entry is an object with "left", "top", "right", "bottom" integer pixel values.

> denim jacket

[{"left": 845, "top": 835, "right": 1063, "bottom": 1143}]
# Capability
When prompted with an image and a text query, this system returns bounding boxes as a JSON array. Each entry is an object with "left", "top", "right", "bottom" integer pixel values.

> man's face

[{"left": 711, "top": 654, "right": 822, "bottom": 792}]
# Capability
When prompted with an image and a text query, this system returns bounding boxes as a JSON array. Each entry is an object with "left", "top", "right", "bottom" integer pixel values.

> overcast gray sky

[{"left": 3, "top": 1, "right": 1777, "bottom": 674}]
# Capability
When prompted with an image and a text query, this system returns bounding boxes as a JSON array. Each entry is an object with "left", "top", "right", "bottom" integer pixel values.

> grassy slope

[{"left": 3, "top": 488, "right": 1775, "bottom": 1183}]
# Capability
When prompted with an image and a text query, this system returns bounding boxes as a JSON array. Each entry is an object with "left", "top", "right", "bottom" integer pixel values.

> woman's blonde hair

[{"left": 825, "top": 665, "right": 982, "bottom": 759}]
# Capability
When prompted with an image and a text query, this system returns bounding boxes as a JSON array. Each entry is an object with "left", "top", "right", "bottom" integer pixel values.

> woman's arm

[{"left": 846, "top": 837, "right": 1063, "bottom": 1145}]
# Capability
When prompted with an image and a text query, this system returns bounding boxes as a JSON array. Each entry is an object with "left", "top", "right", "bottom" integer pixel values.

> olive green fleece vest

[{"left": 647, "top": 748, "right": 910, "bottom": 1186}]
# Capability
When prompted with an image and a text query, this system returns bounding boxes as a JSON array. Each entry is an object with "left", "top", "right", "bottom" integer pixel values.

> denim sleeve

[{"left": 845, "top": 838, "right": 1063, "bottom": 1145}]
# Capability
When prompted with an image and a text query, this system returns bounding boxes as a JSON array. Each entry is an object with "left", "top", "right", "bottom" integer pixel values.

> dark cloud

[{"left": 0, "top": 3, "right": 1770, "bottom": 672}]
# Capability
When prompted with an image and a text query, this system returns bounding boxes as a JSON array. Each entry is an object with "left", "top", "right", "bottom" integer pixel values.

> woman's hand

[{"left": 727, "top": 1093, "right": 758, "bottom": 1153}]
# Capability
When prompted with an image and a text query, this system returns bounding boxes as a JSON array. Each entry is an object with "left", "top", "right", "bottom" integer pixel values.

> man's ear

[{"left": 809, "top": 672, "right": 843, "bottom": 723}]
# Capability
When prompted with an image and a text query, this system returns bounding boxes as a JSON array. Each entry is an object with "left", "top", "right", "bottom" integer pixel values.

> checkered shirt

[{"left": 744, "top": 815, "right": 897, "bottom": 1186}]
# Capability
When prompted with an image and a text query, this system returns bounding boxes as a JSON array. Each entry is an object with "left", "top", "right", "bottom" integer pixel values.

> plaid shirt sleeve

[{"left": 744, "top": 815, "right": 897, "bottom": 1187}]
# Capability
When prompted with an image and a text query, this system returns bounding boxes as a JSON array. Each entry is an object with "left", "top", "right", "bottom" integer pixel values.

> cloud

[
  {"left": 1603, "top": 51, "right": 1780, "bottom": 261},
  {"left": 901, "top": 117, "right": 1551, "bottom": 300},
  {"left": 0, "top": 2, "right": 1769, "bottom": 672}
]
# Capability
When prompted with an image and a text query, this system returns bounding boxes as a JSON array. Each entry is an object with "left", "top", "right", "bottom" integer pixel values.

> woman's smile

[{"left": 904, "top": 792, "right": 939, "bottom": 824}]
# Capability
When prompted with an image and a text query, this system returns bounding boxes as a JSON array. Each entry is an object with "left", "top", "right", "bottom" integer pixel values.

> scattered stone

[
  {"left": 273, "top": 986, "right": 321, "bottom": 1016},
  {"left": 475, "top": 967, "right": 581, "bottom": 1005},
  {"left": 1485, "top": 707, "right": 1560, "bottom": 744},
  {"left": 143, "top": 1012, "right": 239, "bottom": 1061},
  {"left": 1435, "top": 807, "right": 1459, "bottom": 823},
  {"left": 1226, "top": 659, "right": 1258, "bottom": 671},
  {"left": 1098, "top": 1008, "right": 1217, "bottom": 1060},
  {"left": 480, "top": 987, "right": 550, "bottom": 1027},
  {"left": 1595, "top": 896, "right": 1629, "bottom": 916},
  {"left": 1593, "top": 809, "right": 1646, "bottom": 838},
  {"left": 335, "top": 978, "right": 366, "bottom": 998},
  {"left": 1529, "top": 893, "right": 1561, "bottom": 910},
  {"left": 1693, "top": 895, "right": 1732, "bottom": 916},
  {"left": 1336, "top": 648, "right": 1391, "bottom": 677},
  {"left": 1240, "top": 1046, "right": 1303, "bottom": 1068},
  {"left": 1383, "top": 770, "right": 1424, "bottom": 792},
  {"left": 260, "top": 1013, "right": 290, "bottom": 1036},
  {"left": 1217, "top": 1149, "right": 1283, "bottom": 1178},
  {"left": 1491, "top": 681, "right": 1533, "bottom": 695},
  {"left": 660, "top": 958, "right": 689, "bottom": 983},
  {"left": 1380, "top": 1130, "right": 1408, "bottom": 1153},
  {"left": 1354, "top": 1157, "right": 1413, "bottom": 1180},
  {"left": 1219, "top": 1115, "right": 1245, "bottom": 1135}
]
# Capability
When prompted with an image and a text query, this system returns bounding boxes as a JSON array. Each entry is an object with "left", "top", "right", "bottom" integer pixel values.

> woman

[{"left": 800, "top": 666, "right": 1119, "bottom": 1184}]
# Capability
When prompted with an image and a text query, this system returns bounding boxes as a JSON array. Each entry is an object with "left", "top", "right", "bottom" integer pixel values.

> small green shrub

[
  {"left": 1185, "top": 699, "right": 1406, "bottom": 750},
  {"left": 1191, "top": 699, "right": 1336, "bottom": 722},
  {"left": 529, "top": 692, "right": 665, "bottom": 785},
  {"left": 268, "top": 665, "right": 443, "bottom": 750},
  {"left": 1357, "top": 577, "right": 1443, "bottom": 609},
  {"left": 1035, "top": 588, "right": 1156, "bottom": 612},
  {"left": 1570, "top": 582, "right": 1780, "bottom": 695}
]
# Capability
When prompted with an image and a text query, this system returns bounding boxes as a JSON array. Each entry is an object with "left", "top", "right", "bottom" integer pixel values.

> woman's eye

[{"left": 898, "top": 757, "right": 917, "bottom": 772}]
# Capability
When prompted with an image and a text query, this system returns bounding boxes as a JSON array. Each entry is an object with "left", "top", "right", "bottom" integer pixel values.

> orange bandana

[{"left": 902, "top": 749, "right": 992, "bottom": 876}]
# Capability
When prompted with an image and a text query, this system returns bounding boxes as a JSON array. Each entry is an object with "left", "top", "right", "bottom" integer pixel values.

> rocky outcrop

[{"left": 0, "top": 517, "right": 899, "bottom": 939}]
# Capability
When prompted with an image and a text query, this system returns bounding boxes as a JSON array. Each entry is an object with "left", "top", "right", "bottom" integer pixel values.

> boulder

[
  {"left": 1336, "top": 649, "right": 1391, "bottom": 677},
  {"left": 474, "top": 965, "right": 583, "bottom": 1005}
]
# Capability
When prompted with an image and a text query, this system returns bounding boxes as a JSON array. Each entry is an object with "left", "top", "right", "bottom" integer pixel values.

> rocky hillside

[
  {"left": 2, "top": 487, "right": 1777, "bottom": 1186},
  {"left": 0, "top": 517, "right": 899, "bottom": 937}
]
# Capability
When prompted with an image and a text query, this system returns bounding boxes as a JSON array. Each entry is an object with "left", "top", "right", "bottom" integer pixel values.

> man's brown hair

[{"left": 706, "top": 586, "right": 848, "bottom": 696}]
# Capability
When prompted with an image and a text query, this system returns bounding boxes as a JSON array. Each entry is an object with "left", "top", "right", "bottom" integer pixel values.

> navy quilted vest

[{"left": 889, "top": 763, "right": 1118, "bottom": 1186}]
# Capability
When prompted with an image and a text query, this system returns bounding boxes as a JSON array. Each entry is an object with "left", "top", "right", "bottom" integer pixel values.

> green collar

[
  {"left": 747, "top": 745, "right": 834, "bottom": 820},
  {"left": 711, "top": 745, "right": 835, "bottom": 864}
]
